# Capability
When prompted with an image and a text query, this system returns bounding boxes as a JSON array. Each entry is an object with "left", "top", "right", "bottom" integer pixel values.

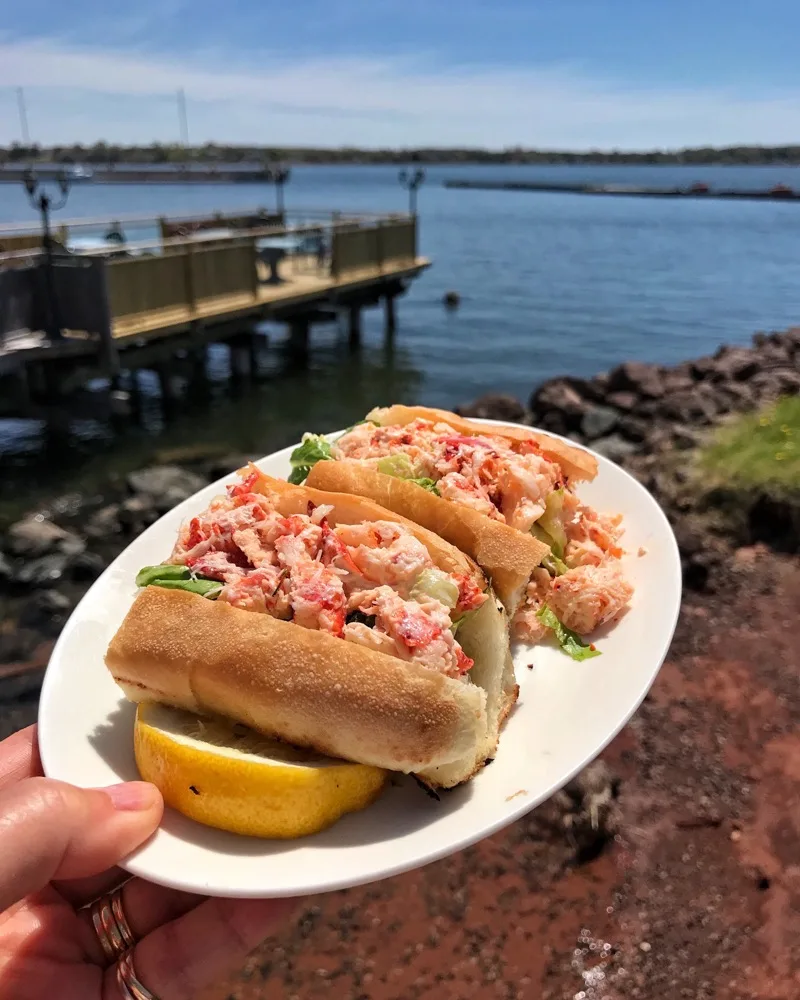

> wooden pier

[{"left": 0, "top": 213, "right": 429, "bottom": 411}]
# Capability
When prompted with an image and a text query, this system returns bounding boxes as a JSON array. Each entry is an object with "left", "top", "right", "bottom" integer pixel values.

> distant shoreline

[{"left": 4, "top": 143, "right": 800, "bottom": 168}]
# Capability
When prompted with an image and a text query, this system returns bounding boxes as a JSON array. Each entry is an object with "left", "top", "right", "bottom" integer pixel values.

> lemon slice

[{"left": 134, "top": 702, "right": 388, "bottom": 839}]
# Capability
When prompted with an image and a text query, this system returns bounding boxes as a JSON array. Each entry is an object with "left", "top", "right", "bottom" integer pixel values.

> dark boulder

[
  {"left": 84, "top": 504, "right": 122, "bottom": 540},
  {"left": 207, "top": 454, "right": 254, "bottom": 483},
  {"left": 69, "top": 551, "right": 108, "bottom": 582},
  {"left": 530, "top": 379, "right": 588, "bottom": 423},
  {"left": 456, "top": 393, "right": 527, "bottom": 423},
  {"left": 127, "top": 466, "right": 206, "bottom": 514},
  {"left": 710, "top": 345, "right": 761, "bottom": 383},
  {"left": 606, "top": 361, "right": 665, "bottom": 399},
  {"left": 591, "top": 434, "right": 639, "bottom": 464},
  {"left": 616, "top": 415, "right": 649, "bottom": 443},
  {"left": 605, "top": 391, "right": 639, "bottom": 413},
  {"left": 581, "top": 405, "right": 619, "bottom": 440},
  {"left": 14, "top": 553, "right": 72, "bottom": 588},
  {"left": 690, "top": 356, "right": 716, "bottom": 381},
  {"left": 18, "top": 590, "right": 73, "bottom": 638},
  {"left": 6, "top": 517, "right": 85, "bottom": 559}
]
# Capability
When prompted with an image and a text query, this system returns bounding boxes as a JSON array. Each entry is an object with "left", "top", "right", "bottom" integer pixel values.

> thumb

[{"left": 0, "top": 777, "right": 163, "bottom": 911}]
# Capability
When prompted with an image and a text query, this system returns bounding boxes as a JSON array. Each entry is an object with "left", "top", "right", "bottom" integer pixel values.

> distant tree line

[{"left": 2, "top": 142, "right": 800, "bottom": 166}]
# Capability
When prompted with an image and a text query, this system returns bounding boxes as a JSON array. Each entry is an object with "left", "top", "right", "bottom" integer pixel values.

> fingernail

[{"left": 101, "top": 782, "right": 160, "bottom": 811}]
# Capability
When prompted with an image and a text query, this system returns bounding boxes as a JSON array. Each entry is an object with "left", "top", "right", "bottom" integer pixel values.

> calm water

[{"left": 2, "top": 163, "right": 800, "bottom": 505}]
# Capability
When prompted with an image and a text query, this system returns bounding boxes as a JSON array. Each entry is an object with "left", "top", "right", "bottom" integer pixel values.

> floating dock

[{"left": 443, "top": 179, "right": 800, "bottom": 201}]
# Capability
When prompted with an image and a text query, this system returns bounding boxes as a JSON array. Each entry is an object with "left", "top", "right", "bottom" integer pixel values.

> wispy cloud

[{"left": 3, "top": 35, "right": 800, "bottom": 148}]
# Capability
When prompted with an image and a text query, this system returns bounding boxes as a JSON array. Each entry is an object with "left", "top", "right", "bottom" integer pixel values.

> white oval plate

[{"left": 38, "top": 422, "right": 681, "bottom": 898}]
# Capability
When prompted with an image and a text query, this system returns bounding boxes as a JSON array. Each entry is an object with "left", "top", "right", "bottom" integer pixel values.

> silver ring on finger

[
  {"left": 116, "top": 947, "right": 161, "bottom": 1000},
  {"left": 88, "top": 883, "right": 136, "bottom": 964}
]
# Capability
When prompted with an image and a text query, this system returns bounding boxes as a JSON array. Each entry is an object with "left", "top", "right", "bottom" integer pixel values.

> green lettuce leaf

[
  {"left": 450, "top": 607, "right": 478, "bottom": 637},
  {"left": 376, "top": 455, "right": 441, "bottom": 495},
  {"left": 136, "top": 564, "right": 222, "bottom": 598},
  {"left": 288, "top": 433, "right": 332, "bottom": 484},
  {"left": 536, "top": 604, "right": 601, "bottom": 661},
  {"left": 136, "top": 564, "right": 191, "bottom": 587},
  {"left": 539, "top": 489, "right": 567, "bottom": 558}
]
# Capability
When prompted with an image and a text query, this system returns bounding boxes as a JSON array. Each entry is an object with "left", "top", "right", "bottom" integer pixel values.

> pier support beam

[
  {"left": 348, "top": 305, "right": 362, "bottom": 348},
  {"left": 156, "top": 364, "right": 176, "bottom": 419},
  {"left": 384, "top": 294, "right": 397, "bottom": 340},
  {"left": 288, "top": 317, "right": 310, "bottom": 361}
]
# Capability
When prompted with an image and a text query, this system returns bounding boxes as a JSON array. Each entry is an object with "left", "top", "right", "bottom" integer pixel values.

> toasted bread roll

[
  {"left": 366, "top": 404, "right": 597, "bottom": 483},
  {"left": 107, "top": 587, "right": 487, "bottom": 776},
  {"left": 307, "top": 462, "right": 548, "bottom": 612},
  {"left": 105, "top": 473, "right": 514, "bottom": 787}
]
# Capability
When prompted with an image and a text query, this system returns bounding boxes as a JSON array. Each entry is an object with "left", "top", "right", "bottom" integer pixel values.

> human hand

[{"left": 0, "top": 725, "right": 295, "bottom": 999}]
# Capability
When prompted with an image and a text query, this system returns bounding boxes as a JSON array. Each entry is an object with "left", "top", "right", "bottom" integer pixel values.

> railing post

[
  {"left": 375, "top": 222, "right": 384, "bottom": 273},
  {"left": 94, "top": 257, "right": 120, "bottom": 376},
  {"left": 184, "top": 243, "right": 196, "bottom": 313},
  {"left": 331, "top": 229, "right": 340, "bottom": 280},
  {"left": 249, "top": 236, "right": 259, "bottom": 300}
]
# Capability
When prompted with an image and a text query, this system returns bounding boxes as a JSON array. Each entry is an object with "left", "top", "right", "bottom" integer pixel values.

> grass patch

[{"left": 697, "top": 395, "right": 800, "bottom": 496}]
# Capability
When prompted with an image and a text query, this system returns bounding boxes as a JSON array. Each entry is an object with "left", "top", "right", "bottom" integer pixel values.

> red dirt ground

[{"left": 204, "top": 548, "right": 800, "bottom": 1000}]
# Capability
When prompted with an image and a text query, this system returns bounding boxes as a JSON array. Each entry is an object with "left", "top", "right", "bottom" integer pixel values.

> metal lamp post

[
  {"left": 266, "top": 163, "right": 291, "bottom": 217},
  {"left": 23, "top": 168, "right": 71, "bottom": 341},
  {"left": 399, "top": 167, "right": 425, "bottom": 215}
]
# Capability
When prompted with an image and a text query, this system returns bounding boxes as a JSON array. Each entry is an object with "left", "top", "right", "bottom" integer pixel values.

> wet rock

[
  {"left": 18, "top": 590, "right": 72, "bottom": 637},
  {"left": 607, "top": 361, "right": 664, "bottom": 399},
  {"left": 657, "top": 388, "right": 719, "bottom": 425},
  {"left": 0, "top": 552, "right": 12, "bottom": 582},
  {"left": 690, "top": 355, "right": 716, "bottom": 380},
  {"left": 119, "top": 496, "right": 159, "bottom": 532},
  {"left": 14, "top": 553, "right": 72, "bottom": 588},
  {"left": 711, "top": 345, "right": 760, "bottom": 382},
  {"left": 85, "top": 504, "right": 122, "bottom": 540},
  {"left": 750, "top": 368, "right": 800, "bottom": 400},
  {"left": 716, "top": 381, "right": 755, "bottom": 412},
  {"left": 605, "top": 390, "right": 639, "bottom": 412},
  {"left": 617, "top": 415, "right": 650, "bottom": 443},
  {"left": 207, "top": 454, "right": 253, "bottom": 483},
  {"left": 591, "top": 434, "right": 639, "bottom": 464},
  {"left": 581, "top": 405, "right": 618, "bottom": 440},
  {"left": 0, "top": 629, "right": 41, "bottom": 664},
  {"left": 6, "top": 517, "right": 85, "bottom": 559},
  {"left": 70, "top": 551, "right": 108, "bottom": 582},
  {"left": 671, "top": 424, "right": 705, "bottom": 450},
  {"left": 127, "top": 466, "right": 206, "bottom": 512},
  {"left": 457, "top": 393, "right": 527, "bottom": 423},
  {"left": 530, "top": 379, "right": 587, "bottom": 425}
]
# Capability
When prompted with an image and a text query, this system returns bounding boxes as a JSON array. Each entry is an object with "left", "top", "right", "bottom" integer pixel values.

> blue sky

[{"left": 2, "top": 0, "right": 800, "bottom": 148}]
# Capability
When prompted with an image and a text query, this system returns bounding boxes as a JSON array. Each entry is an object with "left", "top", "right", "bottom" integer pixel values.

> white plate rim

[{"left": 38, "top": 420, "right": 682, "bottom": 897}]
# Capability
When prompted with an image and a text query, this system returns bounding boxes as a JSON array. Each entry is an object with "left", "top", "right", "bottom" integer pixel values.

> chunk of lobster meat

[
  {"left": 549, "top": 563, "right": 633, "bottom": 635},
  {"left": 436, "top": 473, "right": 502, "bottom": 520},
  {"left": 512, "top": 568, "right": 552, "bottom": 641},
  {"left": 286, "top": 560, "right": 347, "bottom": 635}
]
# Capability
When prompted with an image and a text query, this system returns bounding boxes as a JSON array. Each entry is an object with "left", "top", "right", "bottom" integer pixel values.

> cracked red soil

[{"left": 204, "top": 549, "right": 799, "bottom": 999}]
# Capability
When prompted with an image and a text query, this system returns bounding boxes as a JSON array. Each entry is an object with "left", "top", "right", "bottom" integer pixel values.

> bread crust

[
  {"left": 366, "top": 404, "right": 597, "bottom": 483},
  {"left": 306, "top": 461, "right": 548, "bottom": 611},
  {"left": 107, "top": 587, "right": 487, "bottom": 776}
]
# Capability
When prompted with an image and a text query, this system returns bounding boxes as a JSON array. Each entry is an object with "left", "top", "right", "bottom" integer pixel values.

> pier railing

[
  {"left": 101, "top": 215, "right": 418, "bottom": 333},
  {"left": 331, "top": 217, "right": 417, "bottom": 278}
]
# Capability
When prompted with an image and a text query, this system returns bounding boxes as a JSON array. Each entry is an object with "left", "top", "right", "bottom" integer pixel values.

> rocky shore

[{"left": 2, "top": 326, "right": 799, "bottom": 736}]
